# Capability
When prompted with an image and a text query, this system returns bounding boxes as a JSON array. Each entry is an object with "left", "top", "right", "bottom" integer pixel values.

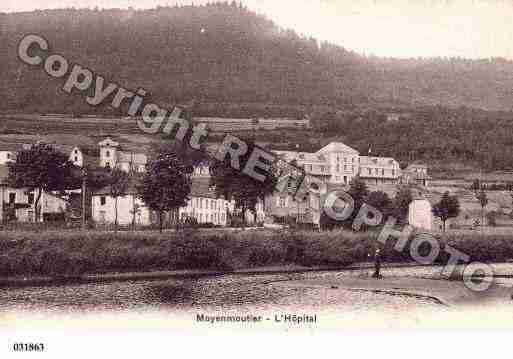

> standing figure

[{"left": 372, "top": 247, "right": 383, "bottom": 279}]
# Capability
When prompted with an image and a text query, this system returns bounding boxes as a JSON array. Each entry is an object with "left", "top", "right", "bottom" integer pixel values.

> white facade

[
  {"left": 69, "top": 147, "right": 84, "bottom": 167},
  {"left": 408, "top": 199, "right": 433, "bottom": 230},
  {"left": 0, "top": 186, "right": 68, "bottom": 222},
  {"left": 98, "top": 137, "right": 120, "bottom": 169},
  {"left": 178, "top": 196, "right": 230, "bottom": 225},
  {"left": 98, "top": 137, "right": 147, "bottom": 173},
  {"left": 92, "top": 192, "right": 231, "bottom": 226},
  {"left": 91, "top": 192, "right": 265, "bottom": 227},
  {"left": 0, "top": 151, "right": 16, "bottom": 165},
  {"left": 273, "top": 142, "right": 400, "bottom": 186},
  {"left": 92, "top": 193, "right": 151, "bottom": 226},
  {"left": 359, "top": 156, "right": 401, "bottom": 185}
]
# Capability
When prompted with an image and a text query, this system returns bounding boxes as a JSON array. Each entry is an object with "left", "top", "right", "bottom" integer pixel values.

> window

[
  {"left": 344, "top": 176, "right": 347, "bottom": 184},
  {"left": 368, "top": 168, "right": 371, "bottom": 175},
  {"left": 74, "top": 156, "right": 78, "bottom": 162},
  {"left": 336, "top": 164, "right": 340, "bottom": 172},
  {"left": 200, "top": 199, "right": 203, "bottom": 209},
  {"left": 382, "top": 169, "right": 385, "bottom": 176},
  {"left": 8, "top": 193, "right": 15, "bottom": 204},
  {"left": 105, "top": 162, "right": 111, "bottom": 169},
  {"left": 344, "top": 165, "right": 347, "bottom": 171},
  {"left": 320, "top": 166, "right": 326, "bottom": 172},
  {"left": 279, "top": 197, "right": 286, "bottom": 208},
  {"left": 27, "top": 193, "right": 34, "bottom": 205},
  {"left": 6, "top": 153, "right": 10, "bottom": 159},
  {"left": 392, "top": 170, "right": 395, "bottom": 176},
  {"left": 100, "top": 196, "right": 106, "bottom": 206},
  {"left": 106, "top": 150, "right": 110, "bottom": 158}
]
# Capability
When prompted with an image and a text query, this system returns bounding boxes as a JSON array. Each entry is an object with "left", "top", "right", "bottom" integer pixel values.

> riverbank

[{"left": 2, "top": 228, "right": 513, "bottom": 280}]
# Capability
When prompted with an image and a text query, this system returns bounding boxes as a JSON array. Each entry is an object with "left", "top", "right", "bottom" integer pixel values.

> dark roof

[
  {"left": 466, "top": 171, "right": 513, "bottom": 183},
  {"left": 92, "top": 177, "right": 141, "bottom": 196},
  {"left": 92, "top": 177, "right": 219, "bottom": 199},
  {"left": 408, "top": 171, "right": 431, "bottom": 180},
  {"left": 190, "top": 177, "right": 218, "bottom": 199},
  {"left": 0, "top": 143, "right": 25, "bottom": 152}
]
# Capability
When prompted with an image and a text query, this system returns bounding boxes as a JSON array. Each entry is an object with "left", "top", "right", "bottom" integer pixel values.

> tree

[
  {"left": 432, "top": 191, "right": 460, "bottom": 232},
  {"left": 209, "top": 141, "right": 277, "bottom": 227},
  {"left": 486, "top": 210, "right": 497, "bottom": 227},
  {"left": 475, "top": 189, "right": 488, "bottom": 227},
  {"left": 392, "top": 187, "right": 413, "bottom": 224},
  {"left": 366, "top": 190, "right": 391, "bottom": 220},
  {"left": 7, "top": 143, "right": 74, "bottom": 222},
  {"left": 320, "top": 177, "right": 369, "bottom": 230},
  {"left": 108, "top": 168, "right": 130, "bottom": 231},
  {"left": 137, "top": 150, "right": 192, "bottom": 232},
  {"left": 470, "top": 179, "right": 480, "bottom": 191}
]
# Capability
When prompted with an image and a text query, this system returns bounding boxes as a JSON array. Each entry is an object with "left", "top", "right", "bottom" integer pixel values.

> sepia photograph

[{"left": 1, "top": 0, "right": 513, "bottom": 357}]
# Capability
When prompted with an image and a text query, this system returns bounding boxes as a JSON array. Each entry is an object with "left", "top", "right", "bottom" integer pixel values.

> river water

[
  {"left": 0, "top": 271, "right": 444, "bottom": 315},
  {"left": 1, "top": 264, "right": 511, "bottom": 318}
]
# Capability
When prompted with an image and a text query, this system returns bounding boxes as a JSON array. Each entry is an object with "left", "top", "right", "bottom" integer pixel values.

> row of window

[
  {"left": 187, "top": 197, "right": 225, "bottom": 210},
  {"left": 182, "top": 212, "right": 226, "bottom": 224},
  {"left": 7, "top": 192, "right": 34, "bottom": 205},
  {"left": 336, "top": 156, "right": 356, "bottom": 163},
  {"left": 304, "top": 164, "right": 328, "bottom": 173},
  {"left": 99, "top": 196, "right": 228, "bottom": 211},
  {"left": 361, "top": 167, "right": 396, "bottom": 177},
  {"left": 335, "top": 164, "right": 355, "bottom": 173}
]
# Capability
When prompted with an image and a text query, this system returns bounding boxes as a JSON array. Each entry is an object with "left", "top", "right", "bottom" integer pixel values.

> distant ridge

[{"left": 1, "top": 3, "right": 513, "bottom": 113}]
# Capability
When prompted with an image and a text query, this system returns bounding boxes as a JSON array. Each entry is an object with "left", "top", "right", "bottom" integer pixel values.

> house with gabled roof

[
  {"left": 90, "top": 177, "right": 263, "bottom": 227},
  {"left": 0, "top": 164, "right": 69, "bottom": 223},
  {"left": 98, "top": 137, "right": 148, "bottom": 173}
]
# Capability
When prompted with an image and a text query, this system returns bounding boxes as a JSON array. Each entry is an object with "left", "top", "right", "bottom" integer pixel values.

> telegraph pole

[{"left": 81, "top": 168, "right": 87, "bottom": 230}]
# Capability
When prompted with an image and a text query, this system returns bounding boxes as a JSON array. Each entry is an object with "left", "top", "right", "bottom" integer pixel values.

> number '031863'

[{"left": 12, "top": 343, "right": 45, "bottom": 352}]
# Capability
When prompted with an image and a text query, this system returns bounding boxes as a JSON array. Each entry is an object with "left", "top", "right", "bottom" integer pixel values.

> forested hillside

[{"left": 2, "top": 2, "right": 513, "bottom": 113}]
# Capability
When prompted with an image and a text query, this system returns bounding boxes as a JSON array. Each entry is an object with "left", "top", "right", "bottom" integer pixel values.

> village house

[
  {"left": 401, "top": 162, "right": 430, "bottom": 187},
  {"left": 91, "top": 177, "right": 264, "bottom": 227},
  {"left": 268, "top": 141, "right": 402, "bottom": 224},
  {"left": 98, "top": 137, "right": 148, "bottom": 173},
  {"left": 358, "top": 156, "right": 401, "bottom": 186},
  {"left": 0, "top": 143, "right": 33, "bottom": 165},
  {"left": 0, "top": 164, "right": 69, "bottom": 223},
  {"left": 274, "top": 142, "right": 361, "bottom": 186}
]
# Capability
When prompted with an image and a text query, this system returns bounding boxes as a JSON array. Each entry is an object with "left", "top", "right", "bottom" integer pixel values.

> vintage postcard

[{"left": 1, "top": 0, "right": 513, "bottom": 357}]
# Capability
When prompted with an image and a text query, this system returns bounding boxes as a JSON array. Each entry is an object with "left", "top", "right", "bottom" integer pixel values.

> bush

[{"left": 1, "top": 228, "right": 513, "bottom": 279}]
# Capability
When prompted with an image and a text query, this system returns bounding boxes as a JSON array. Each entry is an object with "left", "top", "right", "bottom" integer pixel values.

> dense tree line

[{"left": 312, "top": 106, "right": 513, "bottom": 171}]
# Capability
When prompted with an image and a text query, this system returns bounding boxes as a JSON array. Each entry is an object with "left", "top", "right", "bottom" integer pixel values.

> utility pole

[{"left": 81, "top": 168, "right": 87, "bottom": 230}]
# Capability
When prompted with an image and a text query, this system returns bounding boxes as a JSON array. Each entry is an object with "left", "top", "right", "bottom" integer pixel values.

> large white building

[
  {"left": 268, "top": 142, "right": 403, "bottom": 225},
  {"left": 273, "top": 142, "right": 401, "bottom": 186},
  {"left": 91, "top": 177, "right": 265, "bottom": 227}
]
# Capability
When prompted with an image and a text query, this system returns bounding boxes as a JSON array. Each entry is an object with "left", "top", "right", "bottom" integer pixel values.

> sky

[{"left": 2, "top": 0, "right": 513, "bottom": 59}]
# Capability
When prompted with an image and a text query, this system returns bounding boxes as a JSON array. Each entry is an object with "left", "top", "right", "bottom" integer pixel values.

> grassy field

[{"left": 1, "top": 228, "right": 513, "bottom": 278}]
